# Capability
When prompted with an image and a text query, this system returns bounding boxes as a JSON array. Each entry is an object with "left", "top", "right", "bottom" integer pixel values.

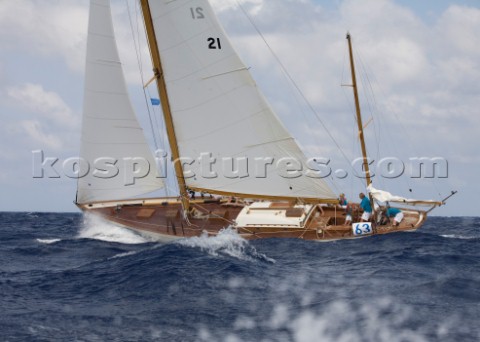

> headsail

[
  {"left": 367, "top": 185, "right": 442, "bottom": 206},
  {"left": 77, "top": 0, "right": 163, "bottom": 204},
  {"left": 145, "top": 0, "right": 336, "bottom": 201}
]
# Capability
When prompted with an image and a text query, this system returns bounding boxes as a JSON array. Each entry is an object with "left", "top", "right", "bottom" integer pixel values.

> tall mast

[
  {"left": 346, "top": 33, "right": 372, "bottom": 186},
  {"left": 140, "top": 0, "right": 190, "bottom": 212}
]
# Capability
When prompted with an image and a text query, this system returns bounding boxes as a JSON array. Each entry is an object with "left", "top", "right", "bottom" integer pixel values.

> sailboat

[{"left": 76, "top": 0, "right": 447, "bottom": 241}]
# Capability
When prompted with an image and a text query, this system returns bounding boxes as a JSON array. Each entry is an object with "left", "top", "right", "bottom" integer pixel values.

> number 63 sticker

[{"left": 352, "top": 222, "right": 373, "bottom": 236}]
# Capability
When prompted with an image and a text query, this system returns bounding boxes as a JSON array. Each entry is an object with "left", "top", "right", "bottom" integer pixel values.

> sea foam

[
  {"left": 78, "top": 213, "right": 151, "bottom": 244},
  {"left": 177, "top": 227, "right": 275, "bottom": 263}
]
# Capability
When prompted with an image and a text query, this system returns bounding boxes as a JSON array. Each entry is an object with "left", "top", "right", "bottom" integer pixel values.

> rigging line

[
  {"left": 328, "top": 175, "right": 342, "bottom": 195},
  {"left": 340, "top": 79, "right": 366, "bottom": 182},
  {"left": 358, "top": 61, "right": 378, "bottom": 154},
  {"left": 340, "top": 34, "right": 378, "bottom": 188},
  {"left": 354, "top": 49, "right": 397, "bottom": 191},
  {"left": 356, "top": 48, "right": 443, "bottom": 198},
  {"left": 152, "top": 91, "right": 178, "bottom": 196},
  {"left": 343, "top": 45, "right": 358, "bottom": 197},
  {"left": 126, "top": 0, "right": 160, "bottom": 150},
  {"left": 191, "top": 202, "right": 236, "bottom": 226},
  {"left": 341, "top": 88, "right": 367, "bottom": 185},
  {"left": 359, "top": 56, "right": 389, "bottom": 191},
  {"left": 354, "top": 53, "right": 380, "bottom": 159},
  {"left": 342, "top": 48, "right": 363, "bottom": 195},
  {"left": 225, "top": 4, "right": 336, "bottom": 191},
  {"left": 230, "top": 0, "right": 334, "bottom": 182},
  {"left": 161, "top": 182, "right": 180, "bottom": 197},
  {"left": 135, "top": 0, "right": 165, "bottom": 150},
  {"left": 145, "top": 86, "right": 167, "bottom": 151},
  {"left": 133, "top": 0, "right": 174, "bottom": 195},
  {"left": 340, "top": 43, "right": 368, "bottom": 183},
  {"left": 356, "top": 52, "right": 385, "bottom": 170},
  {"left": 131, "top": 0, "right": 173, "bottom": 197},
  {"left": 234, "top": 0, "right": 353, "bottom": 189},
  {"left": 356, "top": 53, "right": 386, "bottom": 189}
]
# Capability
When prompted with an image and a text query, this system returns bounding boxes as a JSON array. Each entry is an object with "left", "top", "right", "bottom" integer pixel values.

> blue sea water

[{"left": 0, "top": 212, "right": 479, "bottom": 341}]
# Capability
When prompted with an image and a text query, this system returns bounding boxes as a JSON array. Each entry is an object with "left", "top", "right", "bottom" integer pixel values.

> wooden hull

[{"left": 77, "top": 198, "right": 427, "bottom": 242}]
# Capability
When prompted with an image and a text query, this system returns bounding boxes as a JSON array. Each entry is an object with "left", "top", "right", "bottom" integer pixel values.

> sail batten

[
  {"left": 147, "top": 0, "right": 336, "bottom": 200},
  {"left": 77, "top": 0, "right": 163, "bottom": 204}
]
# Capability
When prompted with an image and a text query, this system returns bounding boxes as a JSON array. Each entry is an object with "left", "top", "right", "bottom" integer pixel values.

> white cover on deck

[{"left": 367, "top": 184, "right": 441, "bottom": 206}]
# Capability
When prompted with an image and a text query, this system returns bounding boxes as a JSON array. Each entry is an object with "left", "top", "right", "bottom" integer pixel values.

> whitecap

[
  {"left": 176, "top": 227, "right": 275, "bottom": 263},
  {"left": 440, "top": 234, "right": 477, "bottom": 240},
  {"left": 36, "top": 238, "right": 61, "bottom": 244},
  {"left": 78, "top": 213, "right": 151, "bottom": 245},
  {"left": 108, "top": 250, "right": 139, "bottom": 260}
]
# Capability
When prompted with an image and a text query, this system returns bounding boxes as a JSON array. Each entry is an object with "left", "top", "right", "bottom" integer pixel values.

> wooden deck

[{"left": 77, "top": 199, "right": 427, "bottom": 242}]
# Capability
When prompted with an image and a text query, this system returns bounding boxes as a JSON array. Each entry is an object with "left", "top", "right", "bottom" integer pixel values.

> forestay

[
  {"left": 147, "top": 0, "right": 335, "bottom": 200},
  {"left": 77, "top": 0, "right": 163, "bottom": 204}
]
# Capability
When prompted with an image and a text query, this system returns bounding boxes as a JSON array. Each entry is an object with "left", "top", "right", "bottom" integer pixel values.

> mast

[
  {"left": 346, "top": 33, "right": 372, "bottom": 186},
  {"left": 140, "top": 0, "right": 190, "bottom": 212}
]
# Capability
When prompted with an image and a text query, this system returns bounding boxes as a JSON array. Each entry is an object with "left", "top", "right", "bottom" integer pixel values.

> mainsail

[
  {"left": 77, "top": 0, "right": 163, "bottom": 204},
  {"left": 146, "top": 0, "right": 336, "bottom": 200}
]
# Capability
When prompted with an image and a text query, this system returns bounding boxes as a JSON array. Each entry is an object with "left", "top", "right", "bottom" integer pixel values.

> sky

[{"left": 0, "top": 0, "right": 479, "bottom": 216}]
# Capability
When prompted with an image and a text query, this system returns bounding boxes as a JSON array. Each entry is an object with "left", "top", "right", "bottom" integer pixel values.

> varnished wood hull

[{"left": 77, "top": 198, "right": 427, "bottom": 242}]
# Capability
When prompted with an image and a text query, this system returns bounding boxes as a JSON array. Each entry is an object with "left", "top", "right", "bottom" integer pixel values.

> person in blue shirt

[
  {"left": 386, "top": 205, "right": 404, "bottom": 226},
  {"left": 338, "top": 194, "right": 352, "bottom": 225},
  {"left": 338, "top": 193, "right": 348, "bottom": 208},
  {"left": 359, "top": 193, "right": 372, "bottom": 222}
]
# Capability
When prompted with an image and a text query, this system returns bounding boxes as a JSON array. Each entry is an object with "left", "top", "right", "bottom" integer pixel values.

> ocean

[{"left": 0, "top": 212, "right": 478, "bottom": 341}]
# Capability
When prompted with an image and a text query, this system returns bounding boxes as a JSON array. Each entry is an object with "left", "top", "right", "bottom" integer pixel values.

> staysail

[
  {"left": 146, "top": 0, "right": 336, "bottom": 201},
  {"left": 77, "top": 0, "right": 163, "bottom": 204},
  {"left": 367, "top": 185, "right": 442, "bottom": 206}
]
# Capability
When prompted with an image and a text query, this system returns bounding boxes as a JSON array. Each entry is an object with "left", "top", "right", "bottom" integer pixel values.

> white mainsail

[
  {"left": 77, "top": 0, "right": 163, "bottom": 204},
  {"left": 147, "top": 0, "right": 336, "bottom": 200}
]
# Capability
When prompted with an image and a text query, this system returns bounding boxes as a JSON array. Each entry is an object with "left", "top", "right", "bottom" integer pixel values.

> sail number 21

[
  {"left": 190, "top": 7, "right": 205, "bottom": 19},
  {"left": 189, "top": 7, "right": 222, "bottom": 50},
  {"left": 208, "top": 37, "right": 222, "bottom": 49}
]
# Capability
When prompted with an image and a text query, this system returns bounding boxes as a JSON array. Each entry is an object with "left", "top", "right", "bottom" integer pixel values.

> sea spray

[
  {"left": 177, "top": 227, "right": 275, "bottom": 263},
  {"left": 199, "top": 298, "right": 433, "bottom": 342},
  {"left": 78, "top": 213, "right": 151, "bottom": 244}
]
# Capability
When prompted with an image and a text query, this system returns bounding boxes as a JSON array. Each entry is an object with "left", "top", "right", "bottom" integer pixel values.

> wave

[
  {"left": 108, "top": 250, "right": 141, "bottom": 260},
  {"left": 440, "top": 234, "right": 478, "bottom": 240},
  {"left": 176, "top": 227, "right": 275, "bottom": 263},
  {"left": 36, "top": 238, "right": 61, "bottom": 245},
  {"left": 77, "top": 213, "right": 152, "bottom": 245},
  {"left": 199, "top": 297, "right": 441, "bottom": 342}
]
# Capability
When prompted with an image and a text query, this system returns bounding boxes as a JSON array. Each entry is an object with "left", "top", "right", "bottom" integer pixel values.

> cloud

[
  {"left": 436, "top": 5, "right": 480, "bottom": 57},
  {"left": 211, "top": 0, "right": 264, "bottom": 14},
  {"left": 1, "top": 83, "right": 80, "bottom": 154},
  {"left": 18, "top": 120, "right": 63, "bottom": 151},
  {"left": 0, "top": 0, "right": 87, "bottom": 71},
  {"left": 218, "top": 1, "right": 479, "bottom": 137},
  {"left": 7, "top": 83, "right": 78, "bottom": 128}
]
